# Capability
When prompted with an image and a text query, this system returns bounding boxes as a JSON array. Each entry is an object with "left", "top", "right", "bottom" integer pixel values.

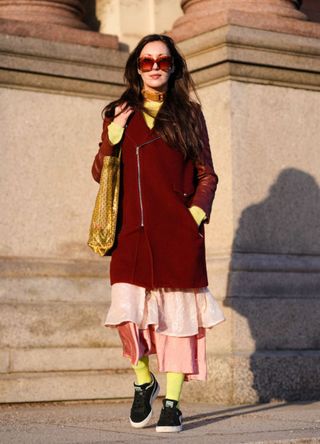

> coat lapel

[{"left": 126, "top": 109, "right": 158, "bottom": 147}]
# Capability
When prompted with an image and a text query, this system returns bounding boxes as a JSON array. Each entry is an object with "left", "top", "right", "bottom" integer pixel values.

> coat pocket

[
  {"left": 172, "top": 183, "right": 195, "bottom": 202},
  {"left": 172, "top": 184, "right": 204, "bottom": 238}
]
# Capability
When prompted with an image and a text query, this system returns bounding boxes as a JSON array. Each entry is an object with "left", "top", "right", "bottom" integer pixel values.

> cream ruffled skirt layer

[{"left": 105, "top": 282, "right": 225, "bottom": 381}]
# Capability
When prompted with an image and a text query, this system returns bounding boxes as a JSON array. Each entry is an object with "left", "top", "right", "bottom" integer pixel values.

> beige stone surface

[
  {"left": 230, "top": 82, "right": 320, "bottom": 255},
  {"left": 228, "top": 269, "right": 320, "bottom": 299},
  {"left": 206, "top": 306, "right": 232, "bottom": 355},
  {"left": 10, "top": 347, "right": 129, "bottom": 372},
  {"left": 0, "top": 302, "right": 118, "bottom": 348},
  {"left": 0, "top": 33, "right": 128, "bottom": 98},
  {"left": 97, "top": 0, "right": 182, "bottom": 50},
  {"left": 154, "top": 0, "right": 183, "bottom": 34},
  {"left": 0, "top": 87, "right": 108, "bottom": 260},
  {"left": 0, "top": 33, "right": 126, "bottom": 80},
  {"left": 0, "top": 371, "right": 166, "bottom": 403},
  {"left": 179, "top": 25, "right": 320, "bottom": 91},
  {"left": 0, "top": 256, "right": 108, "bottom": 278},
  {"left": 232, "top": 353, "right": 258, "bottom": 404},
  {"left": 233, "top": 351, "right": 320, "bottom": 404},
  {"left": 230, "top": 298, "right": 320, "bottom": 353},
  {"left": 197, "top": 82, "right": 234, "bottom": 257},
  {"left": 0, "top": 364, "right": 170, "bottom": 403},
  {"left": 0, "top": 277, "right": 110, "bottom": 303},
  {"left": 206, "top": 256, "right": 230, "bottom": 300},
  {"left": 182, "top": 350, "right": 320, "bottom": 404},
  {"left": 182, "top": 354, "right": 233, "bottom": 404},
  {"left": 0, "top": 350, "right": 9, "bottom": 373}
]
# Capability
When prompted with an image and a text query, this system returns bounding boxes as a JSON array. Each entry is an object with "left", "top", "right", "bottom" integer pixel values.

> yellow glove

[{"left": 188, "top": 205, "right": 206, "bottom": 226}]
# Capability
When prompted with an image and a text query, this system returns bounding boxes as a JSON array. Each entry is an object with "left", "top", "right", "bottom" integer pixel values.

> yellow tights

[
  {"left": 131, "top": 356, "right": 152, "bottom": 385},
  {"left": 131, "top": 357, "right": 184, "bottom": 403},
  {"left": 166, "top": 371, "right": 184, "bottom": 402}
]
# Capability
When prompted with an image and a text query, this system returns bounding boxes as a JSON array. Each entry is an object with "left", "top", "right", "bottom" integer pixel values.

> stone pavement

[{"left": 0, "top": 398, "right": 320, "bottom": 444}]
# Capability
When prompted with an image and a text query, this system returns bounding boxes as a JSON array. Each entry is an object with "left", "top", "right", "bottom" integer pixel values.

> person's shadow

[{"left": 225, "top": 168, "right": 320, "bottom": 402}]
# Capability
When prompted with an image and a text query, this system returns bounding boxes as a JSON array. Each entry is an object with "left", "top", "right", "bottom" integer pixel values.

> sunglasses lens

[
  {"left": 158, "top": 57, "right": 172, "bottom": 72},
  {"left": 138, "top": 57, "right": 154, "bottom": 72},
  {"left": 138, "top": 56, "right": 172, "bottom": 72}
]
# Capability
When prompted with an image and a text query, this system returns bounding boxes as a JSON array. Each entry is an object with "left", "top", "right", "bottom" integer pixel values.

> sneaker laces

[
  {"left": 132, "top": 382, "right": 152, "bottom": 411},
  {"left": 132, "top": 390, "right": 146, "bottom": 409}
]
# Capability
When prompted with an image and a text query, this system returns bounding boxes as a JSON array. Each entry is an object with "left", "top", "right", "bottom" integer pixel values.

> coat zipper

[
  {"left": 136, "top": 145, "right": 144, "bottom": 226},
  {"left": 136, "top": 136, "right": 161, "bottom": 227}
]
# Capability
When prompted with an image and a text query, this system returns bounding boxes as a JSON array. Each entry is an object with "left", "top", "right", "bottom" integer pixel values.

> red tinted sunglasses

[{"left": 138, "top": 55, "right": 173, "bottom": 72}]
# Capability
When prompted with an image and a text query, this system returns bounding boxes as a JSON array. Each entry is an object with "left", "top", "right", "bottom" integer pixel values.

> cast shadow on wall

[{"left": 225, "top": 168, "right": 320, "bottom": 402}]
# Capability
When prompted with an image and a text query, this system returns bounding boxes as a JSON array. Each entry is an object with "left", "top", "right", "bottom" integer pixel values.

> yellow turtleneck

[
  {"left": 107, "top": 100, "right": 206, "bottom": 226},
  {"left": 107, "top": 100, "right": 161, "bottom": 144}
]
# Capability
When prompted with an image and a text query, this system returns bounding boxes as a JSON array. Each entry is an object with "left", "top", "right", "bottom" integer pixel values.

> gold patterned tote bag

[{"left": 87, "top": 145, "right": 121, "bottom": 256}]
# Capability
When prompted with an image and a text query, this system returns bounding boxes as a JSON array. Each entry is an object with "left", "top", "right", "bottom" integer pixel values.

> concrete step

[{"left": 0, "top": 370, "right": 167, "bottom": 403}]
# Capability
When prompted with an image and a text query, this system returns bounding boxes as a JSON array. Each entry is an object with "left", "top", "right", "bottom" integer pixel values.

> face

[{"left": 137, "top": 40, "right": 174, "bottom": 93}]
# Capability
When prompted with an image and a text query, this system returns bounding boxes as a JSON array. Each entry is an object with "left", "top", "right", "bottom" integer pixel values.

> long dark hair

[{"left": 102, "top": 34, "right": 204, "bottom": 162}]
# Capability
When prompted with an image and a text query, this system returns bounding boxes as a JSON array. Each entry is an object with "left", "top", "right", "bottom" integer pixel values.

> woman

[{"left": 91, "top": 33, "right": 225, "bottom": 433}]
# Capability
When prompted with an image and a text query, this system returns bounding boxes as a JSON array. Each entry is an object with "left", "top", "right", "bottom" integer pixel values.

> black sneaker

[
  {"left": 129, "top": 373, "right": 160, "bottom": 428},
  {"left": 156, "top": 398, "right": 183, "bottom": 433}
]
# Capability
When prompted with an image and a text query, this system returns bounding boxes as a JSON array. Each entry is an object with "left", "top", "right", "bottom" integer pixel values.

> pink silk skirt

[{"left": 105, "top": 282, "right": 225, "bottom": 382}]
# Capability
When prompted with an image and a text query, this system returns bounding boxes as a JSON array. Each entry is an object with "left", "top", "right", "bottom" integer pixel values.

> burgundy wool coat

[{"left": 91, "top": 108, "right": 218, "bottom": 289}]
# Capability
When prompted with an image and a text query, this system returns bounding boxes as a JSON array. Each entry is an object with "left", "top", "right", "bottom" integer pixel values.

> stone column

[
  {"left": 0, "top": 0, "right": 88, "bottom": 29},
  {"left": 168, "top": 0, "right": 320, "bottom": 42},
  {"left": 0, "top": 0, "right": 118, "bottom": 48}
]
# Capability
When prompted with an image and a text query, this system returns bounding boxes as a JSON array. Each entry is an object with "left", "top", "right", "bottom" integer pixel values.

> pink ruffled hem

[
  {"left": 117, "top": 322, "right": 207, "bottom": 382},
  {"left": 105, "top": 282, "right": 225, "bottom": 336}
]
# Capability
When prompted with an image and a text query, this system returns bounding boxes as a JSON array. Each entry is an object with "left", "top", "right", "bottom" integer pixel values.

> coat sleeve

[
  {"left": 91, "top": 116, "right": 115, "bottom": 183},
  {"left": 189, "top": 110, "right": 219, "bottom": 224}
]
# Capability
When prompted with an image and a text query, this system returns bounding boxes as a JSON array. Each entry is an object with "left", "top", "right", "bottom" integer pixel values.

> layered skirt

[{"left": 105, "top": 282, "right": 225, "bottom": 381}]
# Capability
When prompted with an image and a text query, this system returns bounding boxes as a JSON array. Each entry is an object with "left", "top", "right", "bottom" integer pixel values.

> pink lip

[{"left": 150, "top": 75, "right": 161, "bottom": 79}]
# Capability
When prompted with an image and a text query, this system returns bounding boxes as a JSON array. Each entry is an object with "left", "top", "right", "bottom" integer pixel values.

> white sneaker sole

[{"left": 129, "top": 382, "right": 160, "bottom": 428}]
